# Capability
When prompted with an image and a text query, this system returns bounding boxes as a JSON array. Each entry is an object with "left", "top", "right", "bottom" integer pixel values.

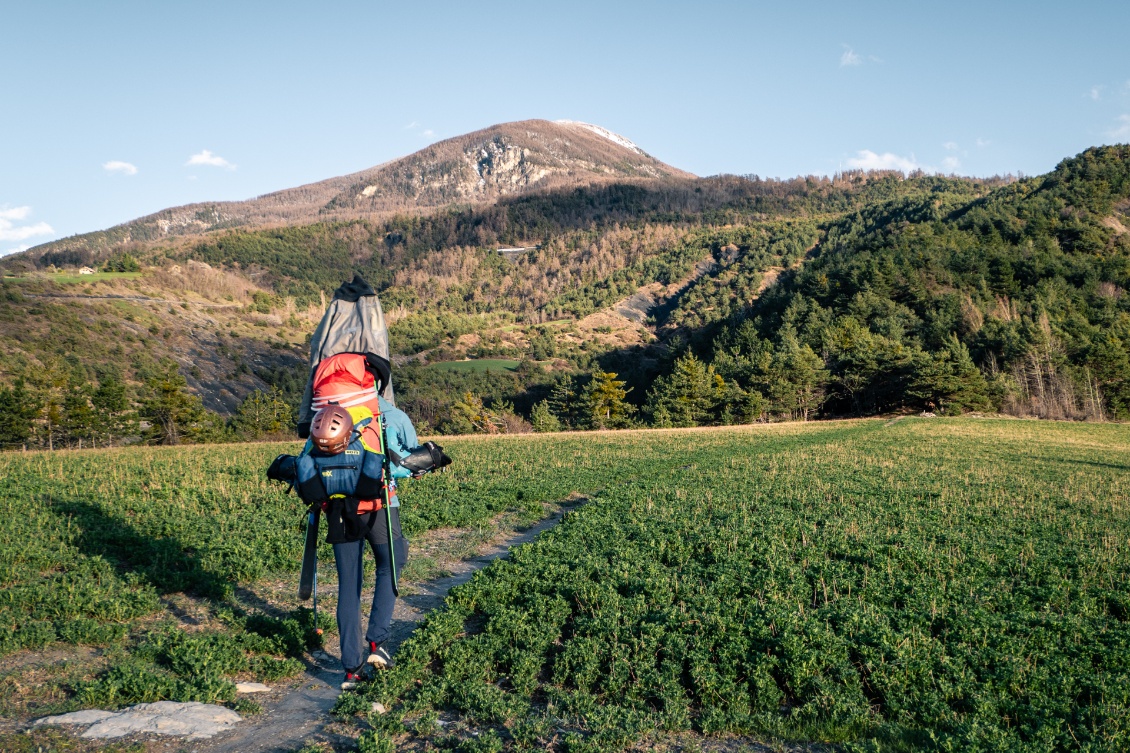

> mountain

[
  {"left": 17, "top": 120, "right": 693, "bottom": 263},
  {"left": 2, "top": 118, "right": 1126, "bottom": 446}
]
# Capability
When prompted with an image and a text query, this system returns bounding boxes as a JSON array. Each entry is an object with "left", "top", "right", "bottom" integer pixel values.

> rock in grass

[
  {"left": 371, "top": 702, "right": 388, "bottom": 714},
  {"left": 35, "top": 701, "right": 241, "bottom": 740},
  {"left": 235, "top": 682, "right": 270, "bottom": 694},
  {"left": 33, "top": 709, "right": 117, "bottom": 726}
]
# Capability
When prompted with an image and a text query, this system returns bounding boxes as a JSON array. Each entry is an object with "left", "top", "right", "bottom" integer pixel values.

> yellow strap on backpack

[{"left": 345, "top": 405, "right": 383, "bottom": 454}]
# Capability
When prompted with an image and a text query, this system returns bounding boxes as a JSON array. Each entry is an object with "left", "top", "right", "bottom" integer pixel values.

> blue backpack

[{"left": 268, "top": 408, "right": 388, "bottom": 543}]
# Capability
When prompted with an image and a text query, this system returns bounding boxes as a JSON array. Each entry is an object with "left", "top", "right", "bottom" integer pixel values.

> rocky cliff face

[{"left": 312, "top": 120, "right": 693, "bottom": 212}]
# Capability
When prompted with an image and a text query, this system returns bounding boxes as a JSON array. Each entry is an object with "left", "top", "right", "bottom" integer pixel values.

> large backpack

[
  {"left": 298, "top": 275, "right": 395, "bottom": 437},
  {"left": 293, "top": 406, "right": 387, "bottom": 543}
]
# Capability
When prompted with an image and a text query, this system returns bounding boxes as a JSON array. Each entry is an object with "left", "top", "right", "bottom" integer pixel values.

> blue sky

[{"left": 3, "top": 0, "right": 1129, "bottom": 255}]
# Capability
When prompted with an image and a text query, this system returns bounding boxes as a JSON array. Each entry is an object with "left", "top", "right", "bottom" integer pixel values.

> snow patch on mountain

[{"left": 555, "top": 120, "right": 644, "bottom": 155}]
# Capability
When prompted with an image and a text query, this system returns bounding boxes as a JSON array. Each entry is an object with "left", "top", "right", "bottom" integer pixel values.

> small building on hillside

[{"left": 78, "top": 267, "right": 95, "bottom": 275}]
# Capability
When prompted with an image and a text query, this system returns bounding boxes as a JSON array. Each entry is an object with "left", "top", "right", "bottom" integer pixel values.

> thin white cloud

[
  {"left": 0, "top": 205, "right": 54, "bottom": 243},
  {"left": 103, "top": 160, "right": 138, "bottom": 176},
  {"left": 0, "top": 221, "right": 54, "bottom": 242},
  {"left": 0, "top": 208, "right": 47, "bottom": 255},
  {"left": 186, "top": 149, "right": 236, "bottom": 169},
  {"left": 941, "top": 156, "right": 961, "bottom": 172},
  {"left": 403, "top": 121, "right": 419, "bottom": 130},
  {"left": 943, "top": 141, "right": 959, "bottom": 151},
  {"left": 1090, "top": 85, "right": 1105, "bottom": 101},
  {"left": 840, "top": 45, "right": 862, "bottom": 67},
  {"left": 0, "top": 206, "right": 31, "bottom": 221},
  {"left": 976, "top": 137, "right": 991, "bottom": 148},
  {"left": 1108, "top": 114, "right": 1130, "bottom": 141},
  {"left": 846, "top": 150, "right": 920, "bottom": 172},
  {"left": 422, "top": 129, "right": 435, "bottom": 138}
]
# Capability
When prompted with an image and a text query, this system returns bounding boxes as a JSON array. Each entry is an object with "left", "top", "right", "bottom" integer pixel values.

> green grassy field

[
  {"left": 2, "top": 419, "right": 1129, "bottom": 752},
  {"left": 351, "top": 419, "right": 1130, "bottom": 752},
  {"left": 3, "top": 272, "right": 144, "bottom": 284},
  {"left": 0, "top": 428, "right": 672, "bottom": 728},
  {"left": 426, "top": 359, "right": 522, "bottom": 373}
]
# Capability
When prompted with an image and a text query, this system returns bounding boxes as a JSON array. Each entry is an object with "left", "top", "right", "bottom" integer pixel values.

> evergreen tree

[
  {"left": 60, "top": 382, "right": 96, "bottom": 447},
  {"left": 232, "top": 387, "right": 294, "bottom": 439},
  {"left": 528, "top": 328, "right": 557, "bottom": 361},
  {"left": 546, "top": 375, "right": 578, "bottom": 428},
  {"left": 768, "top": 334, "right": 828, "bottom": 420},
  {"left": 0, "top": 380, "right": 41, "bottom": 449},
  {"left": 646, "top": 354, "right": 725, "bottom": 427},
  {"left": 651, "top": 403, "right": 674, "bottom": 428},
  {"left": 139, "top": 363, "right": 224, "bottom": 445},
  {"left": 583, "top": 370, "right": 635, "bottom": 429},
  {"left": 450, "top": 392, "right": 505, "bottom": 434},
  {"left": 1087, "top": 336, "right": 1130, "bottom": 419},
  {"left": 102, "top": 253, "right": 140, "bottom": 272},
  {"left": 530, "top": 400, "right": 561, "bottom": 433},
  {"left": 91, "top": 376, "right": 132, "bottom": 446},
  {"left": 908, "top": 336, "right": 993, "bottom": 414}
]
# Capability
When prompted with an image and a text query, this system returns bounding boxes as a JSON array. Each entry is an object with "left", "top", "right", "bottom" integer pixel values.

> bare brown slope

[{"left": 18, "top": 120, "right": 692, "bottom": 262}]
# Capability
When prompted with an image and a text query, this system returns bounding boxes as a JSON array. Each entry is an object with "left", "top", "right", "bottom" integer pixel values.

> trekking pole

[
  {"left": 312, "top": 554, "right": 321, "bottom": 636},
  {"left": 378, "top": 416, "right": 400, "bottom": 597},
  {"left": 298, "top": 504, "right": 324, "bottom": 636}
]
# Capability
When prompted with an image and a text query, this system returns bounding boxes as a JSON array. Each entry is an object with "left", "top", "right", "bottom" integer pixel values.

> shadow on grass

[
  {"left": 50, "top": 497, "right": 232, "bottom": 600},
  {"left": 1049, "top": 457, "right": 1130, "bottom": 472}
]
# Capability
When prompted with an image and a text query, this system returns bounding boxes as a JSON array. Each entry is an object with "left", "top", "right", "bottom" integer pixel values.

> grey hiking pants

[{"left": 332, "top": 507, "right": 407, "bottom": 671}]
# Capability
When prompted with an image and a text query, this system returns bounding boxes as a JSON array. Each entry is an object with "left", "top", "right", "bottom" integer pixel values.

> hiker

[
  {"left": 278, "top": 394, "right": 449, "bottom": 690},
  {"left": 291, "top": 349, "right": 451, "bottom": 688},
  {"left": 319, "top": 398, "right": 406, "bottom": 689},
  {"left": 281, "top": 274, "right": 451, "bottom": 688}
]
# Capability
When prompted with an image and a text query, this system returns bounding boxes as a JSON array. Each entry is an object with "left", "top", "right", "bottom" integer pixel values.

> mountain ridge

[{"left": 16, "top": 120, "right": 693, "bottom": 263}]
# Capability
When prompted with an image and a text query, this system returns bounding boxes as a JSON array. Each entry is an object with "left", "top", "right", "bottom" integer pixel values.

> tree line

[{"left": 0, "top": 362, "right": 294, "bottom": 450}]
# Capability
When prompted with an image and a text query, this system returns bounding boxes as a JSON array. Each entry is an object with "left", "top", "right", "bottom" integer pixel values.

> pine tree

[
  {"left": 583, "top": 370, "right": 635, "bottom": 429},
  {"left": 233, "top": 387, "right": 294, "bottom": 439},
  {"left": 546, "top": 375, "right": 578, "bottom": 428},
  {"left": 908, "top": 336, "right": 992, "bottom": 415},
  {"left": 61, "top": 382, "right": 96, "bottom": 447},
  {"left": 530, "top": 400, "right": 561, "bottom": 433},
  {"left": 645, "top": 354, "right": 725, "bottom": 427},
  {"left": 139, "top": 364, "right": 223, "bottom": 445},
  {"left": 1088, "top": 336, "right": 1130, "bottom": 419},
  {"left": 0, "top": 380, "right": 41, "bottom": 449},
  {"left": 91, "top": 376, "right": 132, "bottom": 446},
  {"left": 768, "top": 334, "right": 828, "bottom": 420},
  {"left": 451, "top": 392, "right": 505, "bottom": 434}
]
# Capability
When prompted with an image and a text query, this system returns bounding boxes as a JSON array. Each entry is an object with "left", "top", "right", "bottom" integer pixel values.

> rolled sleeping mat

[{"left": 398, "top": 442, "right": 453, "bottom": 475}]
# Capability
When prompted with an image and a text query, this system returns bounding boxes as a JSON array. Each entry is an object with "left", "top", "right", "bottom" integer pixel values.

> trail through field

[{"left": 200, "top": 500, "right": 585, "bottom": 753}]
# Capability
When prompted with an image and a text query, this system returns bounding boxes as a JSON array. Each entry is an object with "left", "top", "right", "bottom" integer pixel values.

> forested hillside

[
  {"left": 691, "top": 145, "right": 1130, "bottom": 423},
  {"left": 1, "top": 137, "right": 1126, "bottom": 449}
]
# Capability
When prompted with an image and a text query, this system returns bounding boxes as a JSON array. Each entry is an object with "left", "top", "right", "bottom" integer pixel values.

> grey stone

[
  {"left": 235, "top": 682, "right": 270, "bottom": 694},
  {"left": 35, "top": 701, "right": 241, "bottom": 740},
  {"left": 34, "top": 709, "right": 117, "bottom": 726}
]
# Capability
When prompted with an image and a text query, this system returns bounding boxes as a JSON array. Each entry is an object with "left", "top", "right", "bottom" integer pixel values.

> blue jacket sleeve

[{"left": 378, "top": 398, "right": 420, "bottom": 479}]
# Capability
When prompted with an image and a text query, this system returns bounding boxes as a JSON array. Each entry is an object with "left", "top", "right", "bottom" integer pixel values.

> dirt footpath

[{"left": 196, "top": 500, "right": 583, "bottom": 753}]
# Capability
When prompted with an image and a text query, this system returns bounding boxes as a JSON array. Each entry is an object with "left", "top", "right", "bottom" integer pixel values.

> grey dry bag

[{"left": 298, "top": 274, "right": 396, "bottom": 437}]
